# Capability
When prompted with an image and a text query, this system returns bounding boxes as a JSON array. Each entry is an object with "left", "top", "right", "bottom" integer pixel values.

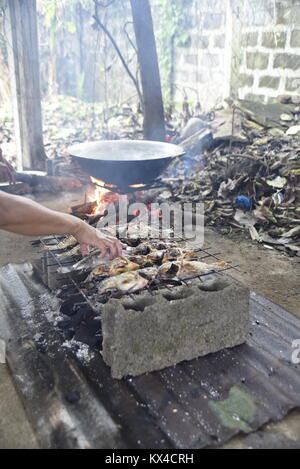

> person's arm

[{"left": 0, "top": 191, "right": 123, "bottom": 258}]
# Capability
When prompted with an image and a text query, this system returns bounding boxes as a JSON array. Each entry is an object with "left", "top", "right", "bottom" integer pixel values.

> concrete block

[
  {"left": 244, "top": 93, "right": 267, "bottom": 103},
  {"left": 274, "top": 53, "right": 300, "bottom": 70},
  {"left": 201, "top": 53, "right": 220, "bottom": 68},
  {"left": 197, "top": 35, "right": 209, "bottom": 49},
  {"left": 291, "top": 30, "right": 300, "bottom": 47},
  {"left": 185, "top": 54, "right": 198, "bottom": 65},
  {"left": 239, "top": 73, "right": 254, "bottom": 87},
  {"left": 262, "top": 31, "right": 286, "bottom": 48},
  {"left": 242, "top": 32, "right": 258, "bottom": 47},
  {"left": 214, "top": 34, "right": 226, "bottom": 48},
  {"left": 203, "top": 13, "right": 224, "bottom": 30},
  {"left": 286, "top": 77, "right": 300, "bottom": 92},
  {"left": 277, "top": 5, "right": 300, "bottom": 25},
  {"left": 259, "top": 76, "right": 280, "bottom": 89},
  {"left": 101, "top": 277, "right": 250, "bottom": 379},
  {"left": 247, "top": 52, "right": 269, "bottom": 70}
]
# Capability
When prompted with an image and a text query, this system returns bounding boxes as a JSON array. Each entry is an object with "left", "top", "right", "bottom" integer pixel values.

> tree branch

[{"left": 92, "top": 2, "right": 143, "bottom": 109}]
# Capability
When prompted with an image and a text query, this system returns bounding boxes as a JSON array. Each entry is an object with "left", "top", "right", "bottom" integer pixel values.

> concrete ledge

[{"left": 101, "top": 277, "right": 250, "bottom": 379}]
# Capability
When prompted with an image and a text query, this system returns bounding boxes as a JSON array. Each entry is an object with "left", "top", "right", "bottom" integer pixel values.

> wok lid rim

[{"left": 68, "top": 139, "right": 185, "bottom": 162}]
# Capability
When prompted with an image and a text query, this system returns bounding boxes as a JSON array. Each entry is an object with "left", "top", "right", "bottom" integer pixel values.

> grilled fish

[
  {"left": 57, "top": 244, "right": 81, "bottom": 260},
  {"left": 99, "top": 272, "right": 148, "bottom": 294},
  {"left": 158, "top": 262, "right": 180, "bottom": 279},
  {"left": 158, "top": 260, "right": 227, "bottom": 279},
  {"left": 45, "top": 235, "right": 77, "bottom": 251},
  {"left": 137, "top": 266, "right": 159, "bottom": 280},
  {"left": 59, "top": 249, "right": 110, "bottom": 273},
  {"left": 109, "top": 257, "right": 140, "bottom": 276},
  {"left": 177, "top": 260, "right": 227, "bottom": 278}
]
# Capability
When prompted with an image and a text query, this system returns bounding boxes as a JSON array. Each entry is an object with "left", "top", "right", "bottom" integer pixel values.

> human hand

[{"left": 73, "top": 220, "right": 125, "bottom": 258}]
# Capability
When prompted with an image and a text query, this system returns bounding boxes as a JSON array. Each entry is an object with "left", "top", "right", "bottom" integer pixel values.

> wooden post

[
  {"left": 130, "top": 0, "right": 165, "bottom": 142},
  {"left": 5, "top": 0, "right": 46, "bottom": 170}
]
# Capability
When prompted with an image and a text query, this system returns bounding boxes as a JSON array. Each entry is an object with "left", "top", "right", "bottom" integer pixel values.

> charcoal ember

[
  {"left": 74, "top": 324, "right": 101, "bottom": 348},
  {"left": 60, "top": 294, "right": 86, "bottom": 315},
  {"left": 64, "top": 390, "right": 81, "bottom": 404},
  {"left": 64, "top": 328, "right": 76, "bottom": 340},
  {"left": 72, "top": 305, "right": 96, "bottom": 322},
  {"left": 57, "top": 319, "right": 72, "bottom": 330},
  {"left": 57, "top": 286, "right": 79, "bottom": 298}
]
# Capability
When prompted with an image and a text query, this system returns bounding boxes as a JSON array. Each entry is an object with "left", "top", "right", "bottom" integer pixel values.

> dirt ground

[{"left": 0, "top": 189, "right": 299, "bottom": 448}]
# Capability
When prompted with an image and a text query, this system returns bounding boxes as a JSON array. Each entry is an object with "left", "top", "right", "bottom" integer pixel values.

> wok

[{"left": 68, "top": 140, "right": 185, "bottom": 188}]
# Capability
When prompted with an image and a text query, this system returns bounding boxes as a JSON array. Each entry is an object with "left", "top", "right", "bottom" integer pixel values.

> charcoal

[
  {"left": 60, "top": 301, "right": 79, "bottom": 317},
  {"left": 74, "top": 326, "right": 101, "bottom": 347},
  {"left": 64, "top": 391, "right": 81, "bottom": 404},
  {"left": 57, "top": 319, "right": 72, "bottom": 330}
]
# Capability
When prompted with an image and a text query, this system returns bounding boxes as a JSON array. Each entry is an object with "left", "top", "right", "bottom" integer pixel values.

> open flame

[
  {"left": 88, "top": 176, "right": 120, "bottom": 215},
  {"left": 87, "top": 178, "right": 160, "bottom": 222}
]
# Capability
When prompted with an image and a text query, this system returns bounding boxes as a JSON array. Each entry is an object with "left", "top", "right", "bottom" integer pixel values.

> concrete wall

[
  {"left": 170, "top": 0, "right": 300, "bottom": 109},
  {"left": 171, "top": 0, "right": 230, "bottom": 110},
  {"left": 237, "top": 0, "right": 300, "bottom": 103}
]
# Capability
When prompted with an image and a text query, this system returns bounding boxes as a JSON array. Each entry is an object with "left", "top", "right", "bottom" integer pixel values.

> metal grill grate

[{"left": 36, "top": 235, "right": 240, "bottom": 306}]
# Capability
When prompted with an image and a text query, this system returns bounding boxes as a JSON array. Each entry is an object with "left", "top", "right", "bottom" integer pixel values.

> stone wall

[
  {"left": 172, "top": 0, "right": 230, "bottom": 110},
  {"left": 170, "top": 0, "right": 300, "bottom": 110},
  {"left": 236, "top": 0, "right": 300, "bottom": 103}
]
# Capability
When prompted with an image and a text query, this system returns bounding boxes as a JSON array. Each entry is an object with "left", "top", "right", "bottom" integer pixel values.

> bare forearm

[{"left": 0, "top": 192, "right": 82, "bottom": 237}]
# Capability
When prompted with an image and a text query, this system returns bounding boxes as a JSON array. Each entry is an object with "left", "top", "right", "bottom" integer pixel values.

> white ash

[
  {"left": 62, "top": 338, "right": 94, "bottom": 363},
  {"left": 39, "top": 292, "right": 63, "bottom": 325}
]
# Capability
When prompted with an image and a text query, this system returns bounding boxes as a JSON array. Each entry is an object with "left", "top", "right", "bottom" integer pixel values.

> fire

[
  {"left": 88, "top": 176, "right": 119, "bottom": 215},
  {"left": 129, "top": 184, "right": 146, "bottom": 189}
]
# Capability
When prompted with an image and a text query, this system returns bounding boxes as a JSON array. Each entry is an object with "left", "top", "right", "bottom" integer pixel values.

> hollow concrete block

[{"left": 101, "top": 277, "right": 250, "bottom": 379}]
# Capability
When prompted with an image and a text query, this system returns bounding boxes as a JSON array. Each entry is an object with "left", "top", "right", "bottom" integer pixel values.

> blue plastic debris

[{"left": 233, "top": 196, "right": 253, "bottom": 212}]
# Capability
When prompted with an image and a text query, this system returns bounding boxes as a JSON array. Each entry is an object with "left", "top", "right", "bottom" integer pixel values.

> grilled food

[
  {"left": 137, "top": 266, "right": 159, "bottom": 280},
  {"left": 177, "top": 260, "right": 227, "bottom": 278},
  {"left": 109, "top": 257, "right": 140, "bottom": 276},
  {"left": 59, "top": 249, "right": 110, "bottom": 273},
  {"left": 57, "top": 244, "right": 81, "bottom": 260},
  {"left": 158, "top": 262, "right": 180, "bottom": 279},
  {"left": 99, "top": 272, "right": 148, "bottom": 294},
  {"left": 158, "top": 260, "right": 227, "bottom": 279},
  {"left": 45, "top": 235, "right": 77, "bottom": 251}
]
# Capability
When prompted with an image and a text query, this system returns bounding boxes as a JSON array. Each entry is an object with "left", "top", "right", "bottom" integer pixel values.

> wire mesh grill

[{"left": 37, "top": 234, "right": 239, "bottom": 308}]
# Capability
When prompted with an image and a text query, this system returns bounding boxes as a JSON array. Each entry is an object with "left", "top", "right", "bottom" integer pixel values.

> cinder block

[
  {"left": 242, "top": 32, "right": 258, "bottom": 47},
  {"left": 247, "top": 52, "right": 269, "bottom": 70},
  {"left": 259, "top": 76, "right": 280, "bottom": 89},
  {"left": 101, "top": 277, "right": 250, "bottom": 379},
  {"left": 274, "top": 53, "right": 300, "bottom": 70},
  {"left": 262, "top": 31, "right": 286, "bottom": 48},
  {"left": 291, "top": 30, "right": 300, "bottom": 47},
  {"left": 239, "top": 73, "right": 254, "bottom": 87}
]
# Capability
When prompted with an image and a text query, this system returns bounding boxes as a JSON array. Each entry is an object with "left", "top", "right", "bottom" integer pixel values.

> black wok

[{"left": 68, "top": 140, "right": 185, "bottom": 188}]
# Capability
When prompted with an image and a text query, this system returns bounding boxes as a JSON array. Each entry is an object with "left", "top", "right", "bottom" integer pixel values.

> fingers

[
  {"left": 80, "top": 243, "right": 89, "bottom": 256},
  {"left": 94, "top": 231, "right": 123, "bottom": 259},
  {"left": 74, "top": 223, "right": 124, "bottom": 260}
]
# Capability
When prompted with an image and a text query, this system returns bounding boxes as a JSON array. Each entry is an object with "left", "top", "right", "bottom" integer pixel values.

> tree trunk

[
  {"left": 130, "top": 0, "right": 165, "bottom": 142},
  {"left": 6, "top": 0, "right": 46, "bottom": 170}
]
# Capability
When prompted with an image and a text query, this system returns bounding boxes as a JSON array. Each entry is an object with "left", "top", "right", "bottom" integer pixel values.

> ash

[{"left": 62, "top": 338, "right": 94, "bottom": 363}]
